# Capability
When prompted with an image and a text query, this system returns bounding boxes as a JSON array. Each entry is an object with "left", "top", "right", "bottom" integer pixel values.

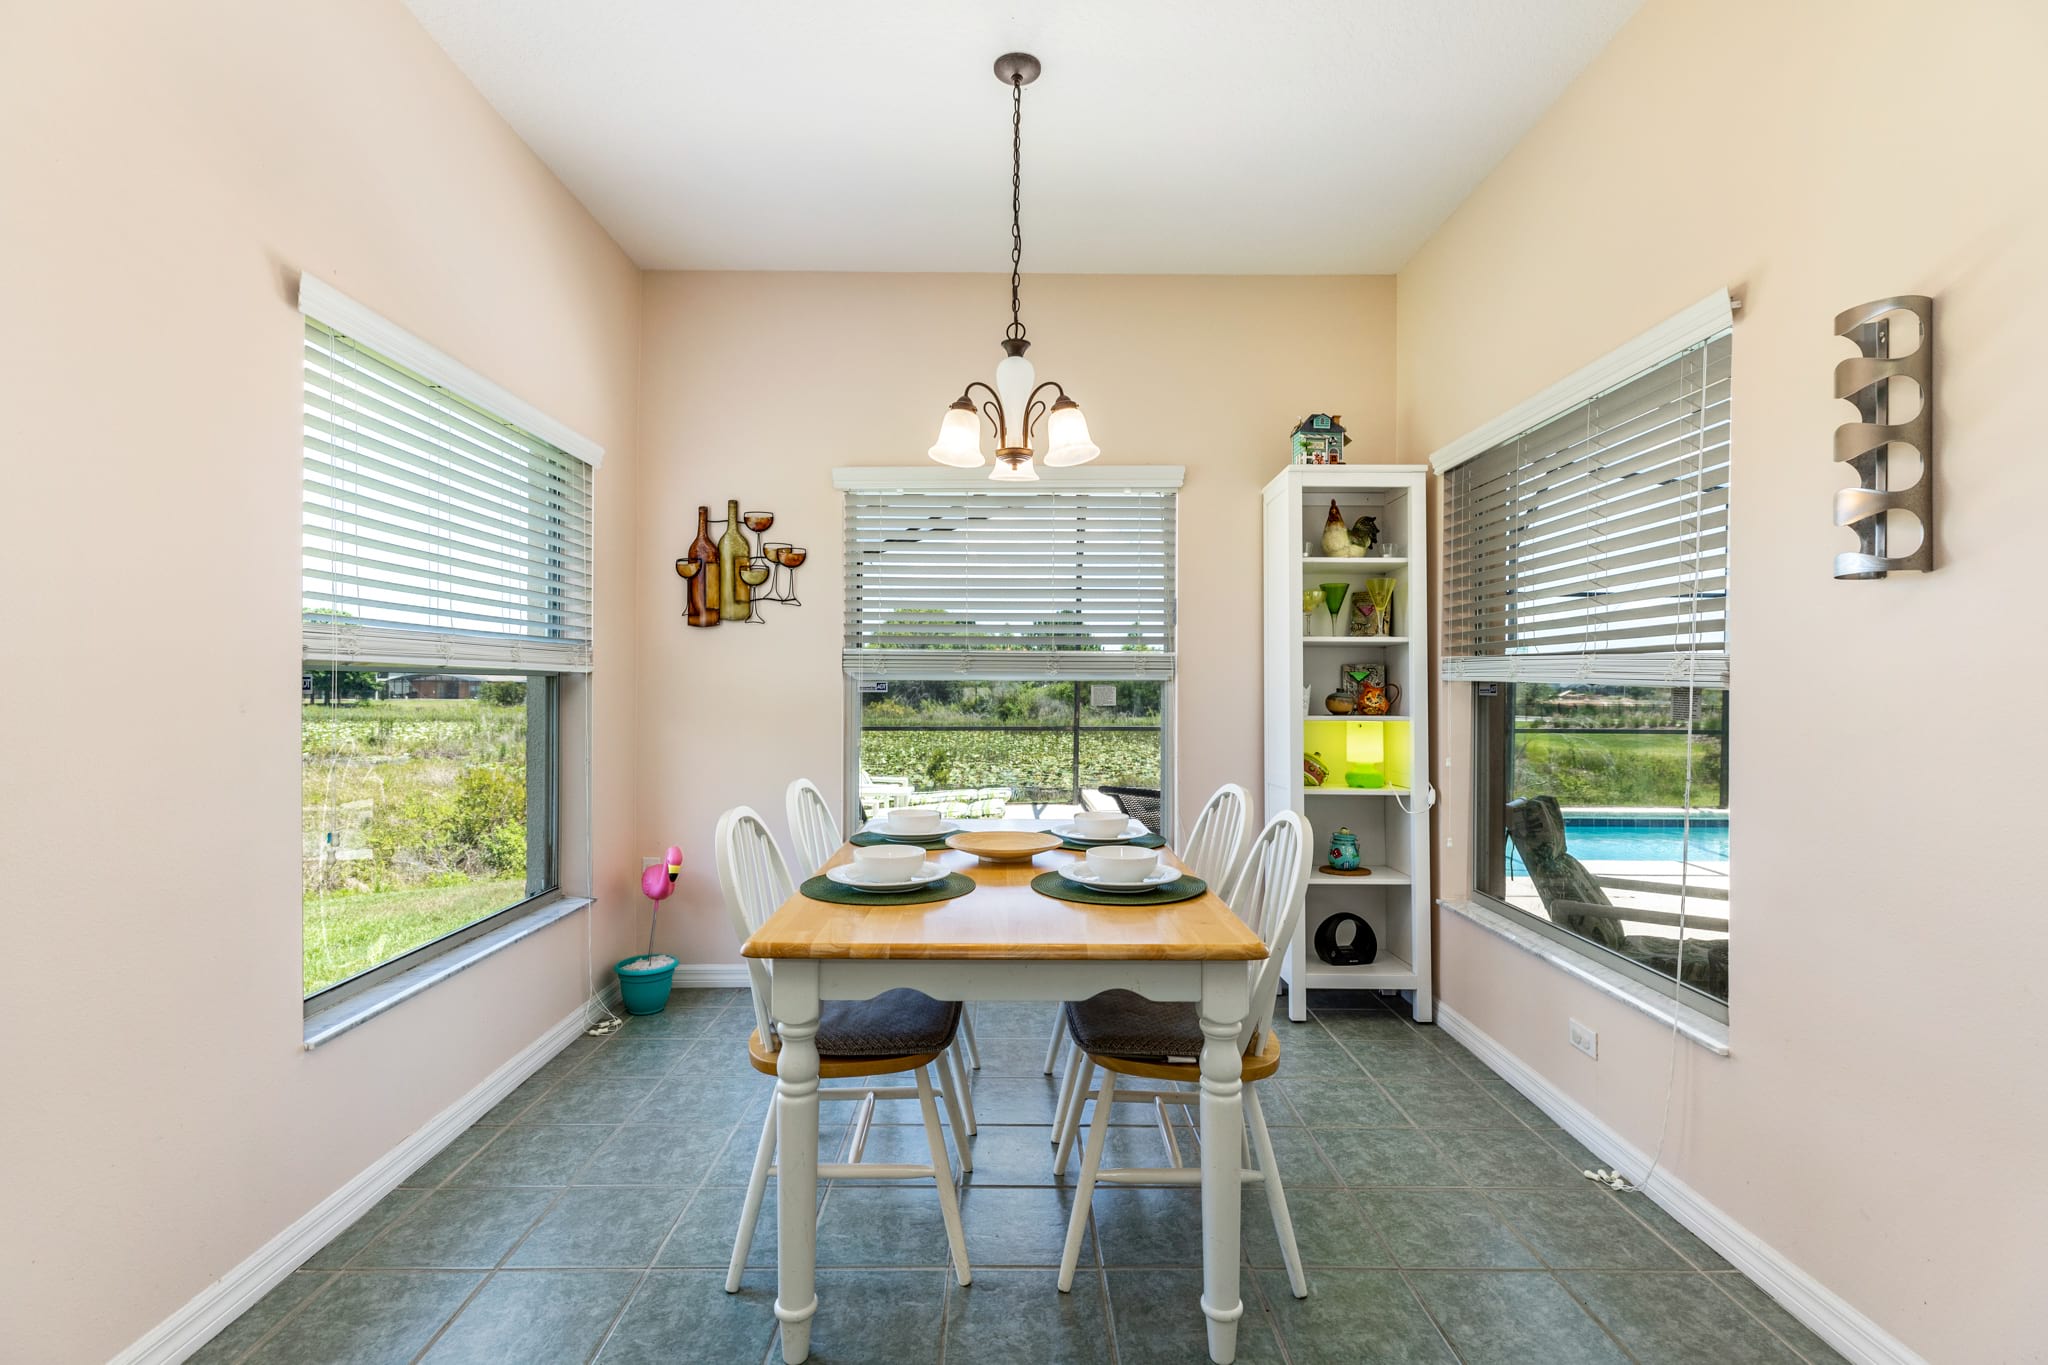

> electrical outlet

[{"left": 1569, "top": 1019, "right": 1598, "bottom": 1059}]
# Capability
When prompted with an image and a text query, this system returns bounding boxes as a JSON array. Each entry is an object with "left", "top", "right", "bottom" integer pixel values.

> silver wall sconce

[{"left": 1833, "top": 295, "right": 1933, "bottom": 579}]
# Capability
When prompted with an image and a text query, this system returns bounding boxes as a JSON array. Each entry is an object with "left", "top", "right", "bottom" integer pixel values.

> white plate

[
  {"left": 1049, "top": 820, "right": 1148, "bottom": 843},
  {"left": 861, "top": 819, "right": 964, "bottom": 842},
  {"left": 1057, "top": 864, "right": 1181, "bottom": 892},
  {"left": 827, "top": 862, "right": 949, "bottom": 892}
]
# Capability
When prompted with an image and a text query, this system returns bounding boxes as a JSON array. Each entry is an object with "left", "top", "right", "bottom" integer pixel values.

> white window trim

[
  {"left": 1440, "top": 898, "right": 1730, "bottom": 1054},
  {"left": 1428, "top": 289, "right": 1734, "bottom": 475},
  {"left": 297, "top": 274, "right": 605, "bottom": 469}
]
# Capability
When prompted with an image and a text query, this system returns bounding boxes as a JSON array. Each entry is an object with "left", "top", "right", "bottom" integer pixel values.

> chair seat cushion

[
  {"left": 817, "top": 989, "right": 961, "bottom": 1058},
  {"left": 1063, "top": 990, "right": 1203, "bottom": 1062}
]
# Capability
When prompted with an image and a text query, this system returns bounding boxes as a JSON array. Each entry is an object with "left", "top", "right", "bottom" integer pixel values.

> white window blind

[
  {"left": 300, "top": 317, "right": 595, "bottom": 672},
  {"left": 842, "top": 484, "right": 1176, "bottom": 681},
  {"left": 1442, "top": 332, "right": 1731, "bottom": 688}
]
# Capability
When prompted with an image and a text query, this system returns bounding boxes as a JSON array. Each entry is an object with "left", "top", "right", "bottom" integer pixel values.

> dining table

[{"left": 741, "top": 818, "right": 1268, "bottom": 1364}]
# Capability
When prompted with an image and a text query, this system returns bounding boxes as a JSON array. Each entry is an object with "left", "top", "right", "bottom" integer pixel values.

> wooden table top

[{"left": 742, "top": 831, "right": 1267, "bottom": 963}]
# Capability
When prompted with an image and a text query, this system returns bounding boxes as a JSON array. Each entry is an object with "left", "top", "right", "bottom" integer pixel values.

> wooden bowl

[{"left": 945, "top": 830, "right": 1062, "bottom": 863}]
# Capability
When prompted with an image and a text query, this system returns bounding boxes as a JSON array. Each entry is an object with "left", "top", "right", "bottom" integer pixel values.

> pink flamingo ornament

[{"left": 639, "top": 845, "right": 683, "bottom": 957}]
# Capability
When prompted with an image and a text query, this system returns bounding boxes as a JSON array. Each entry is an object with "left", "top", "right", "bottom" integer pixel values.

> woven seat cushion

[
  {"left": 1063, "top": 990, "right": 1203, "bottom": 1062},
  {"left": 816, "top": 989, "right": 961, "bottom": 1059}
]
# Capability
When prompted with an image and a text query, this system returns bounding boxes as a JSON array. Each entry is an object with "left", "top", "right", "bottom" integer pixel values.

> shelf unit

[{"left": 1263, "top": 465, "right": 1433, "bottom": 1023}]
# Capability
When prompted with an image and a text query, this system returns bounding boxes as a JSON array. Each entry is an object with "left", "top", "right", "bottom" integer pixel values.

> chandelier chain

[{"left": 1007, "top": 72, "right": 1025, "bottom": 343}]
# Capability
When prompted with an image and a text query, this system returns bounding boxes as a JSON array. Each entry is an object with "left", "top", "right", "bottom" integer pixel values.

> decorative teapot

[
  {"left": 1353, "top": 680, "right": 1401, "bottom": 717},
  {"left": 1326, "top": 827, "right": 1362, "bottom": 871}
]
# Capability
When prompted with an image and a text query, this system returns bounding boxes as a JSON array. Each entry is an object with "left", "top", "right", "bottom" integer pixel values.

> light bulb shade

[
  {"left": 927, "top": 400, "right": 985, "bottom": 467},
  {"left": 1041, "top": 397, "right": 1101, "bottom": 467},
  {"left": 994, "top": 352, "right": 1036, "bottom": 448},
  {"left": 989, "top": 455, "right": 1040, "bottom": 482}
]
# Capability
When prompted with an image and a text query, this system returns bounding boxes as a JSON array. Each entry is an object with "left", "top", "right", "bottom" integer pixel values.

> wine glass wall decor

[{"left": 674, "top": 501, "right": 807, "bottom": 627}]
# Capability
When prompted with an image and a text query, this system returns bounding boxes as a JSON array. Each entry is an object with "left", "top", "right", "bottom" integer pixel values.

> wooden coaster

[{"left": 1318, "top": 864, "right": 1374, "bottom": 877}]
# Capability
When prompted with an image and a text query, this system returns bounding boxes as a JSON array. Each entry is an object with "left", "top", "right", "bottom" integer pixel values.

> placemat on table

[
  {"left": 849, "top": 829, "right": 955, "bottom": 849},
  {"left": 1058, "top": 831, "right": 1166, "bottom": 851},
  {"left": 1028, "top": 870, "right": 1207, "bottom": 906},
  {"left": 799, "top": 872, "right": 976, "bottom": 906}
]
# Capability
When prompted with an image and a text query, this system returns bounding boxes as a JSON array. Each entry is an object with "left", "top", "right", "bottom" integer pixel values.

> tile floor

[{"left": 194, "top": 989, "right": 1847, "bottom": 1364}]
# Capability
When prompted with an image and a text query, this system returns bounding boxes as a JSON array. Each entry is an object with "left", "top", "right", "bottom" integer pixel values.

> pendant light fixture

[{"left": 927, "top": 52, "right": 1100, "bottom": 480}]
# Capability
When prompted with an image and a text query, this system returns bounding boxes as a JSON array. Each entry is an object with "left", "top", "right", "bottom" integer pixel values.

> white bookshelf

[{"left": 1262, "top": 465, "right": 1433, "bottom": 1023}]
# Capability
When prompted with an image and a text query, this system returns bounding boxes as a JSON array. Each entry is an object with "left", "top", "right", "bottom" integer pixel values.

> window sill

[
  {"left": 1438, "top": 898, "right": 1730, "bottom": 1056},
  {"left": 303, "top": 895, "right": 592, "bottom": 1050}
]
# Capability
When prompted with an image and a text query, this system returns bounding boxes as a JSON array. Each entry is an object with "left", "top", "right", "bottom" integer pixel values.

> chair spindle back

[
  {"left": 785, "top": 777, "right": 843, "bottom": 875},
  {"left": 714, "top": 805, "right": 797, "bottom": 1049},
  {"left": 1225, "top": 809, "right": 1311, "bottom": 1054}
]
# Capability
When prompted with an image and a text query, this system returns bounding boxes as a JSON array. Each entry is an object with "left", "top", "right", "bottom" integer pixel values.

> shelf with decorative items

[
  {"left": 675, "top": 500, "right": 808, "bottom": 627},
  {"left": 1264, "top": 464, "right": 1432, "bottom": 1021}
]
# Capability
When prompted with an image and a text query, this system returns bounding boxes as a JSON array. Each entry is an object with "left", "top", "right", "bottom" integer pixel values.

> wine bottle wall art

[{"left": 674, "top": 503, "right": 807, "bottom": 627}]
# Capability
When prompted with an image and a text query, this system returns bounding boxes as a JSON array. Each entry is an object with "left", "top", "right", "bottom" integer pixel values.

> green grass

[
  {"left": 1512, "top": 730, "right": 1724, "bottom": 808},
  {"left": 303, "top": 879, "right": 525, "bottom": 995},
  {"left": 859, "top": 728, "right": 1161, "bottom": 800}
]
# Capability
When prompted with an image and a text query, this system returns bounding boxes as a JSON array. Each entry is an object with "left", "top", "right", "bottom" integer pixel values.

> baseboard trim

[
  {"left": 1436, "top": 1003, "right": 1927, "bottom": 1365},
  {"left": 671, "top": 963, "right": 750, "bottom": 988},
  {"left": 112, "top": 987, "right": 619, "bottom": 1365}
]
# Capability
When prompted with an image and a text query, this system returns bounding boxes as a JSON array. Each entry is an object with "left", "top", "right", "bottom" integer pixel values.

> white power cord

[
  {"left": 574, "top": 675, "right": 624, "bottom": 1038},
  {"left": 1590, "top": 345, "right": 1715, "bottom": 1199}
]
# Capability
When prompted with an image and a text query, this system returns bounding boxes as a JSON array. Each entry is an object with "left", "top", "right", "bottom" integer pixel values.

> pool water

[{"left": 1524, "top": 820, "right": 1729, "bottom": 867}]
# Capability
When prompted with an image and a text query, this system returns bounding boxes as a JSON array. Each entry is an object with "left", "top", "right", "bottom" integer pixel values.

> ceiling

[{"left": 405, "top": 1, "right": 1641, "bottom": 275}]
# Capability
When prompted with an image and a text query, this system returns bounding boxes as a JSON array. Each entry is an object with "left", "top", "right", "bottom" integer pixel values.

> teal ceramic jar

[{"left": 1326, "top": 828, "right": 1361, "bottom": 870}]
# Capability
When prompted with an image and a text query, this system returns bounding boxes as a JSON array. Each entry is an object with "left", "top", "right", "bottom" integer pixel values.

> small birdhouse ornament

[{"left": 1290, "top": 413, "right": 1350, "bottom": 465}]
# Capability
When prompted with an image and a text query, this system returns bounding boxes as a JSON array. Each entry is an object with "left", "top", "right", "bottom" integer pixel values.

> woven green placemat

[
  {"left": 1058, "top": 832, "right": 1166, "bottom": 851},
  {"left": 849, "top": 829, "right": 954, "bottom": 849},
  {"left": 1029, "top": 870, "right": 1207, "bottom": 906},
  {"left": 800, "top": 871, "right": 977, "bottom": 906}
]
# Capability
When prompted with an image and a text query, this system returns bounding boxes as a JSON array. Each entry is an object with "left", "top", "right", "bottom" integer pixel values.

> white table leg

[
  {"left": 1198, "top": 961, "right": 1250, "bottom": 1364},
  {"left": 773, "top": 963, "right": 822, "bottom": 1364}
]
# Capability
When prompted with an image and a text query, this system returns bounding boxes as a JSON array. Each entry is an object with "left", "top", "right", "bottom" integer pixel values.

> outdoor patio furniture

[
  {"left": 1506, "top": 796, "right": 1729, "bottom": 997},
  {"left": 1098, "top": 785, "right": 1164, "bottom": 836}
]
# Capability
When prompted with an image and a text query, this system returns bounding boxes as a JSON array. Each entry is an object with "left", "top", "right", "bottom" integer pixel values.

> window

[
  {"left": 839, "top": 470, "right": 1178, "bottom": 823},
  {"left": 299, "top": 280, "right": 597, "bottom": 1002},
  {"left": 1443, "top": 326, "right": 1731, "bottom": 1014}
]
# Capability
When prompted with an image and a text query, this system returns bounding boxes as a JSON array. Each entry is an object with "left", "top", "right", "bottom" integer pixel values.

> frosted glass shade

[
  {"left": 927, "top": 401, "right": 984, "bottom": 467},
  {"left": 1042, "top": 398, "right": 1101, "bottom": 467},
  {"left": 994, "top": 352, "right": 1036, "bottom": 447},
  {"left": 989, "top": 456, "right": 1040, "bottom": 482}
]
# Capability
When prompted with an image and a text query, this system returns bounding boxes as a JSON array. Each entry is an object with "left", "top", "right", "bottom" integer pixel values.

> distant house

[{"left": 387, "top": 673, "right": 491, "bottom": 700}]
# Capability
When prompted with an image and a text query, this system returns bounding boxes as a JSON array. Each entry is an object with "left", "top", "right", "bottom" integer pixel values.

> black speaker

[{"left": 1312, "top": 912, "right": 1378, "bottom": 966}]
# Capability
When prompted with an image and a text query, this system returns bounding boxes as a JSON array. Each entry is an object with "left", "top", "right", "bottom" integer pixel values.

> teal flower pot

[{"left": 614, "top": 955, "right": 676, "bottom": 1015}]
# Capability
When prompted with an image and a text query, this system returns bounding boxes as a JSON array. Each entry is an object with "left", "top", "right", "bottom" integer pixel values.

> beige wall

[
  {"left": 636, "top": 271, "right": 1396, "bottom": 966},
  {"left": 0, "top": 3, "right": 643, "bottom": 1361},
  {"left": 1395, "top": 1, "right": 2048, "bottom": 1358}
]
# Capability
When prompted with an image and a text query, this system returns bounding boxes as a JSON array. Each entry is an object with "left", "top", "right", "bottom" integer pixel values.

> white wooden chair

[
  {"left": 1045, "top": 784, "right": 1253, "bottom": 1137},
  {"left": 1050, "top": 808, "right": 1312, "bottom": 1297},
  {"left": 715, "top": 805, "right": 972, "bottom": 1291},
  {"left": 784, "top": 777, "right": 981, "bottom": 1134}
]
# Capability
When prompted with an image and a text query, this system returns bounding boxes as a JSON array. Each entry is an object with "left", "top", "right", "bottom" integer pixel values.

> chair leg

[
  {"left": 726, "top": 1101, "right": 777, "bottom": 1293},
  {"left": 948, "top": 1042, "right": 980, "bottom": 1136},
  {"left": 1049, "top": 1034, "right": 1080, "bottom": 1147},
  {"left": 936, "top": 1048, "right": 975, "bottom": 1168},
  {"left": 960, "top": 1007, "right": 982, "bottom": 1069},
  {"left": 1246, "top": 1087, "right": 1307, "bottom": 1299},
  {"left": 916, "top": 1064, "right": 972, "bottom": 1287},
  {"left": 1058, "top": 1064, "right": 1115, "bottom": 1292},
  {"left": 1041, "top": 1011, "right": 1067, "bottom": 1074},
  {"left": 1053, "top": 1055, "right": 1096, "bottom": 1175}
]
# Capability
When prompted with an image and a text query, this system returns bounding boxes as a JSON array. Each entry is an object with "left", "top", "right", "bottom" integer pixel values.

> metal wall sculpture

[{"left": 1833, "top": 295, "right": 1934, "bottom": 579}]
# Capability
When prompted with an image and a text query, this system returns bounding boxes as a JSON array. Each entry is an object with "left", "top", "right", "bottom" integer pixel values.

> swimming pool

[{"left": 1523, "top": 818, "right": 1729, "bottom": 867}]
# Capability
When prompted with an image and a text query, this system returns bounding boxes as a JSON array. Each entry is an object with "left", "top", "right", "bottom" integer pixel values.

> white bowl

[
  {"left": 1085, "top": 845, "right": 1161, "bottom": 884},
  {"left": 1070, "top": 811, "right": 1129, "bottom": 839},
  {"left": 883, "top": 807, "right": 942, "bottom": 835},
  {"left": 851, "top": 844, "right": 927, "bottom": 881}
]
